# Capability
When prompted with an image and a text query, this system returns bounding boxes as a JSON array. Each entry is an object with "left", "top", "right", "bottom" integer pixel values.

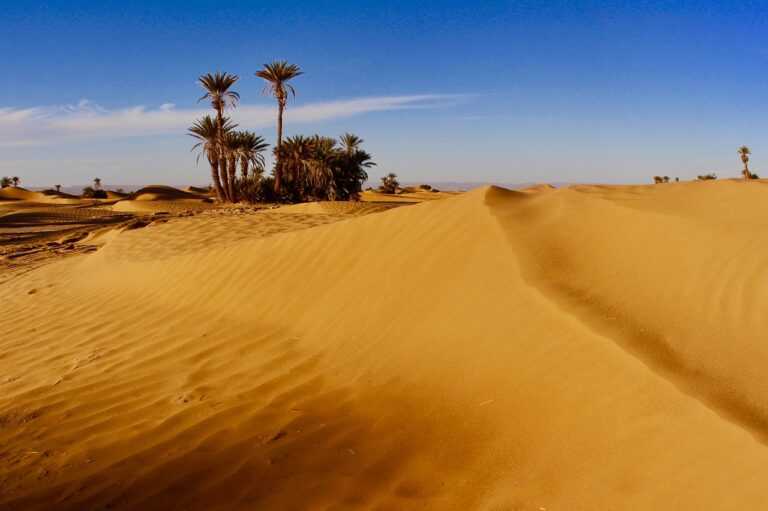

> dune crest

[{"left": 2, "top": 182, "right": 768, "bottom": 509}]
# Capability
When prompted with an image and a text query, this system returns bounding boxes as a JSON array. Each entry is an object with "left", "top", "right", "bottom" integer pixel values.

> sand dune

[
  {"left": 0, "top": 187, "right": 49, "bottom": 202},
  {"left": 111, "top": 185, "right": 215, "bottom": 214},
  {"left": 132, "top": 185, "right": 204, "bottom": 201},
  {"left": 2, "top": 181, "right": 768, "bottom": 509}
]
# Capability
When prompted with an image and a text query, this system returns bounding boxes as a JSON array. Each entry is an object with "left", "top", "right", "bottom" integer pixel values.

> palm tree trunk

[
  {"left": 240, "top": 158, "right": 249, "bottom": 180},
  {"left": 228, "top": 155, "right": 238, "bottom": 202},
  {"left": 744, "top": 162, "right": 750, "bottom": 179},
  {"left": 274, "top": 102, "right": 283, "bottom": 195},
  {"left": 210, "top": 157, "right": 225, "bottom": 202}
]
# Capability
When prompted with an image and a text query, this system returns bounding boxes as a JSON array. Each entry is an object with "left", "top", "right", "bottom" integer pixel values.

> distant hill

[{"left": 27, "top": 185, "right": 205, "bottom": 195}]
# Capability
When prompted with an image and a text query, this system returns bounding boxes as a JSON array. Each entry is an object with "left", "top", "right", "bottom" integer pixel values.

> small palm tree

[
  {"left": 94, "top": 178, "right": 101, "bottom": 190},
  {"left": 12, "top": 176, "right": 19, "bottom": 187},
  {"left": 738, "top": 146, "right": 752, "bottom": 178},
  {"left": 235, "top": 131, "right": 269, "bottom": 179},
  {"left": 55, "top": 184, "right": 61, "bottom": 192},
  {"left": 189, "top": 115, "right": 237, "bottom": 202},
  {"left": 337, "top": 133, "right": 375, "bottom": 200},
  {"left": 255, "top": 60, "right": 303, "bottom": 195}
]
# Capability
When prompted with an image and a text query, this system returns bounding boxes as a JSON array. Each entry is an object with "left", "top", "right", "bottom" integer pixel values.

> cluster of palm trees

[{"left": 189, "top": 61, "right": 374, "bottom": 203}]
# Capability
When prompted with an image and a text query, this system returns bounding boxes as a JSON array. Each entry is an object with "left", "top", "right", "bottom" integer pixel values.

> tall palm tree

[
  {"left": 222, "top": 131, "right": 242, "bottom": 202},
  {"left": 94, "top": 178, "right": 101, "bottom": 190},
  {"left": 255, "top": 60, "right": 303, "bottom": 195},
  {"left": 738, "top": 146, "right": 752, "bottom": 178},
  {"left": 197, "top": 72, "right": 240, "bottom": 130},
  {"left": 198, "top": 72, "right": 240, "bottom": 198},
  {"left": 189, "top": 115, "right": 237, "bottom": 202},
  {"left": 236, "top": 131, "right": 270, "bottom": 179},
  {"left": 55, "top": 184, "right": 61, "bottom": 192},
  {"left": 12, "top": 176, "right": 19, "bottom": 187}
]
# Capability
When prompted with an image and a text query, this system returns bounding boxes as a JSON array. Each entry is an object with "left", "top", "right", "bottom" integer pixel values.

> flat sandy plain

[{"left": 2, "top": 180, "right": 768, "bottom": 509}]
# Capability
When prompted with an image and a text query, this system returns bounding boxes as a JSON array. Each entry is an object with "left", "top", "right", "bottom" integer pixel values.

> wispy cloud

[{"left": 0, "top": 95, "right": 463, "bottom": 148}]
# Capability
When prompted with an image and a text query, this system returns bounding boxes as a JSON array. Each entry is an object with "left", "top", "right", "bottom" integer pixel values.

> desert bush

[
  {"left": 697, "top": 173, "right": 717, "bottom": 180},
  {"left": 81, "top": 186, "right": 107, "bottom": 199},
  {"left": 379, "top": 173, "right": 399, "bottom": 193}
]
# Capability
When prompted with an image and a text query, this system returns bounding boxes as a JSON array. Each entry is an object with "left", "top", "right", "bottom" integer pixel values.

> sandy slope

[{"left": 2, "top": 181, "right": 768, "bottom": 509}]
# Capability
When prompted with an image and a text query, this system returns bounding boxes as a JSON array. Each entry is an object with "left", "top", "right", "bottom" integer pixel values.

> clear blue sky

[{"left": 1, "top": 0, "right": 767, "bottom": 187}]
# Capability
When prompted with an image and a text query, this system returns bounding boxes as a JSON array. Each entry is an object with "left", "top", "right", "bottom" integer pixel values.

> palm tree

[
  {"left": 276, "top": 135, "right": 316, "bottom": 202},
  {"left": 738, "top": 146, "right": 752, "bottom": 178},
  {"left": 337, "top": 133, "right": 375, "bottom": 200},
  {"left": 12, "top": 176, "right": 19, "bottom": 187},
  {"left": 189, "top": 115, "right": 237, "bottom": 202},
  {"left": 0, "top": 177, "right": 10, "bottom": 188},
  {"left": 255, "top": 60, "right": 303, "bottom": 195},
  {"left": 340, "top": 133, "right": 363, "bottom": 155},
  {"left": 380, "top": 173, "right": 399, "bottom": 194},
  {"left": 236, "top": 131, "right": 269, "bottom": 179},
  {"left": 55, "top": 184, "right": 61, "bottom": 192},
  {"left": 197, "top": 72, "right": 240, "bottom": 129},
  {"left": 222, "top": 131, "right": 243, "bottom": 202},
  {"left": 94, "top": 178, "right": 101, "bottom": 190},
  {"left": 198, "top": 72, "right": 240, "bottom": 199}
]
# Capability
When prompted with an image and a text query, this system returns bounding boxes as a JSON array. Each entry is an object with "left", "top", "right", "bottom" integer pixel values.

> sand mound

[
  {"left": 0, "top": 187, "right": 47, "bottom": 201},
  {"left": 132, "top": 185, "right": 201, "bottom": 201},
  {"left": 104, "top": 190, "right": 129, "bottom": 200},
  {"left": 183, "top": 186, "right": 213, "bottom": 196},
  {"left": 39, "top": 189, "right": 79, "bottom": 199},
  {"left": 3, "top": 181, "right": 768, "bottom": 509}
]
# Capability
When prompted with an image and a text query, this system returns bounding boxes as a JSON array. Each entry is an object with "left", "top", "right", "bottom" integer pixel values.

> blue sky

[{"left": 1, "top": 0, "right": 767, "bottom": 187}]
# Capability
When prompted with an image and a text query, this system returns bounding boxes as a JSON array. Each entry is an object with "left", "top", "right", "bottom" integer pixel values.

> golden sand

[{"left": 2, "top": 180, "right": 768, "bottom": 509}]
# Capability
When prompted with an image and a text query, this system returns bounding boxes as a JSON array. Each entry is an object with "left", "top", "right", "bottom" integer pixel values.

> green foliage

[
  {"left": 379, "top": 173, "right": 399, "bottom": 193},
  {"left": 274, "top": 133, "right": 375, "bottom": 202},
  {"left": 697, "top": 173, "right": 717, "bottom": 180},
  {"left": 81, "top": 186, "right": 107, "bottom": 199},
  {"left": 255, "top": 61, "right": 303, "bottom": 105},
  {"left": 742, "top": 169, "right": 760, "bottom": 179},
  {"left": 0, "top": 176, "right": 10, "bottom": 188}
]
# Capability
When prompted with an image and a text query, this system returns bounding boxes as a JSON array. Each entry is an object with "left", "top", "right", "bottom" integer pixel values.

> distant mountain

[{"left": 396, "top": 181, "right": 581, "bottom": 191}]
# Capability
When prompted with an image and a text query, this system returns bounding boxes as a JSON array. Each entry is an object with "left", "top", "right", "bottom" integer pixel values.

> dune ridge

[{"left": 2, "top": 182, "right": 768, "bottom": 509}]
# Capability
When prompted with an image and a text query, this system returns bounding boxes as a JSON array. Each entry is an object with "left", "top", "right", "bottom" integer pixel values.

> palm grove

[{"left": 189, "top": 61, "right": 375, "bottom": 203}]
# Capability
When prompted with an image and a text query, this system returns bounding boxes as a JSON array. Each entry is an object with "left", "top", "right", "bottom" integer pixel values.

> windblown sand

[{"left": 2, "top": 180, "right": 768, "bottom": 509}]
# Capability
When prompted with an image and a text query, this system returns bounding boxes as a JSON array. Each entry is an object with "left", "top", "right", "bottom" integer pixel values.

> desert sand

[{"left": 2, "top": 179, "right": 768, "bottom": 509}]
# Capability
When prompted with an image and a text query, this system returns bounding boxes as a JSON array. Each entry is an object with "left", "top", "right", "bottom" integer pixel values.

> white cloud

[{"left": 0, "top": 94, "right": 462, "bottom": 148}]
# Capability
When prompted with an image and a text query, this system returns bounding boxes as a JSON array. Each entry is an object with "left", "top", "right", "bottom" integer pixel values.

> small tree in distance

[{"left": 379, "top": 173, "right": 399, "bottom": 193}]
